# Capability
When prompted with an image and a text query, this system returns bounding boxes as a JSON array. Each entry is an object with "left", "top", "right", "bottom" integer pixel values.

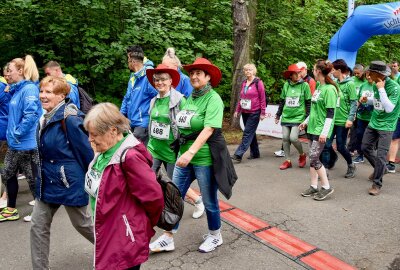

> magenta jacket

[
  {"left": 235, "top": 78, "right": 266, "bottom": 115},
  {"left": 89, "top": 134, "right": 164, "bottom": 270}
]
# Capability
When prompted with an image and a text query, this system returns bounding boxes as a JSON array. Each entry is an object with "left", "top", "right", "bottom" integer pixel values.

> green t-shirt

[
  {"left": 177, "top": 90, "right": 224, "bottom": 166},
  {"left": 352, "top": 76, "right": 366, "bottom": 96},
  {"left": 89, "top": 135, "right": 127, "bottom": 214},
  {"left": 335, "top": 77, "right": 357, "bottom": 126},
  {"left": 280, "top": 81, "right": 311, "bottom": 124},
  {"left": 308, "top": 84, "right": 338, "bottom": 137},
  {"left": 369, "top": 78, "right": 400, "bottom": 131},
  {"left": 357, "top": 81, "right": 374, "bottom": 122},
  {"left": 147, "top": 96, "right": 186, "bottom": 164}
]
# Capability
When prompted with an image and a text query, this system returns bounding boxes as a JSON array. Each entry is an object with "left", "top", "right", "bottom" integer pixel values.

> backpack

[
  {"left": 119, "top": 148, "right": 184, "bottom": 231},
  {"left": 155, "top": 169, "right": 184, "bottom": 231},
  {"left": 77, "top": 86, "right": 94, "bottom": 114}
]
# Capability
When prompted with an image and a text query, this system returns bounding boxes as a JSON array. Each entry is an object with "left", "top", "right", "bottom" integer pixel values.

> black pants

[
  {"left": 361, "top": 127, "right": 392, "bottom": 188},
  {"left": 126, "top": 264, "right": 141, "bottom": 270}
]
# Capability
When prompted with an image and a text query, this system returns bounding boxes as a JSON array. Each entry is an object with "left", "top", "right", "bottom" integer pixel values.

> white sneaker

[
  {"left": 198, "top": 233, "right": 223, "bottom": 253},
  {"left": 192, "top": 201, "right": 205, "bottom": 219},
  {"left": 28, "top": 200, "right": 35, "bottom": 206},
  {"left": 17, "top": 174, "right": 26, "bottom": 180},
  {"left": 0, "top": 198, "right": 7, "bottom": 208},
  {"left": 23, "top": 215, "right": 32, "bottom": 222},
  {"left": 149, "top": 234, "right": 175, "bottom": 252},
  {"left": 274, "top": 150, "right": 285, "bottom": 157}
]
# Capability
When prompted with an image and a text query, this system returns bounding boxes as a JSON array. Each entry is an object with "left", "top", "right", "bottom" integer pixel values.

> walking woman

[
  {"left": 231, "top": 63, "right": 266, "bottom": 162},
  {"left": 320, "top": 59, "right": 357, "bottom": 178},
  {"left": 0, "top": 55, "right": 41, "bottom": 222},
  {"left": 150, "top": 58, "right": 235, "bottom": 253},
  {"left": 84, "top": 103, "right": 164, "bottom": 270},
  {"left": 275, "top": 64, "right": 311, "bottom": 170},
  {"left": 31, "top": 76, "right": 94, "bottom": 270},
  {"left": 146, "top": 64, "right": 204, "bottom": 219},
  {"left": 299, "top": 60, "right": 338, "bottom": 201}
]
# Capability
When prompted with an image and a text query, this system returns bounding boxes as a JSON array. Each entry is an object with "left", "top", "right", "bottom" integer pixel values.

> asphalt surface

[{"left": 1, "top": 136, "right": 399, "bottom": 270}]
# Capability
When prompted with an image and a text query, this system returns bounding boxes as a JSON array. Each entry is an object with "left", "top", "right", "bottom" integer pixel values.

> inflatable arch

[{"left": 328, "top": 2, "right": 400, "bottom": 68}]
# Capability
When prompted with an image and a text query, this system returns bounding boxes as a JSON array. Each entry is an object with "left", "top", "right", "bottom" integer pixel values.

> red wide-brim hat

[
  {"left": 146, "top": 64, "right": 180, "bottom": 88},
  {"left": 283, "top": 63, "right": 302, "bottom": 79},
  {"left": 183, "top": 58, "right": 222, "bottom": 87}
]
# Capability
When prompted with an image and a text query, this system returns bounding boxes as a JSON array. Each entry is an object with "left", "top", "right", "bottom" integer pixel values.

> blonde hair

[
  {"left": 243, "top": 63, "right": 257, "bottom": 76},
  {"left": 162, "top": 47, "right": 182, "bottom": 68},
  {"left": 10, "top": 55, "right": 39, "bottom": 82},
  {"left": 40, "top": 76, "right": 70, "bottom": 96},
  {"left": 84, "top": 103, "right": 130, "bottom": 135}
]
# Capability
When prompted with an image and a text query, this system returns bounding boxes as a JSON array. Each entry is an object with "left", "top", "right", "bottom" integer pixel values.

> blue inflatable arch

[{"left": 328, "top": 2, "right": 400, "bottom": 68}]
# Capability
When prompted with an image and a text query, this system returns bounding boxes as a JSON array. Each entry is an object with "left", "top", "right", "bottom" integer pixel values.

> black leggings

[{"left": 2, "top": 149, "right": 39, "bottom": 208}]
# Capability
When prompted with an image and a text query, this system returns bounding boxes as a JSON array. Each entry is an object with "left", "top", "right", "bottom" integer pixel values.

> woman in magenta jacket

[
  {"left": 84, "top": 103, "right": 164, "bottom": 270},
  {"left": 231, "top": 63, "right": 266, "bottom": 162}
]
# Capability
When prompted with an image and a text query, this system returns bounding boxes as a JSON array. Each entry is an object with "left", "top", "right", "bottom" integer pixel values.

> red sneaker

[
  {"left": 279, "top": 160, "right": 292, "bottom": 170},
  {"left": 298, "top": 153, "right": 307, "bottom": 168}
]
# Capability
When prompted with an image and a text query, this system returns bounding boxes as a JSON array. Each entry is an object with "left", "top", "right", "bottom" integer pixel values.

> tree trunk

[{"left": 230, "top": 0, "right": 257, "bottom": 127}]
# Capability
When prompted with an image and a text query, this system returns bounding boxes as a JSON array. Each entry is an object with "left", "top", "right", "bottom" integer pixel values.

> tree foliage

[{"left": 0, "top": 0, "right": 399, "bottom": 108}]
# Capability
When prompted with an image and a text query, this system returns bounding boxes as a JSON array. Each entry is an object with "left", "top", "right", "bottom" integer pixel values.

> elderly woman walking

[
  {"left": 84, "top": 103, "right": 164, "bottom": 270},
  {"left": 30, "top": 76, "right": 94, "bottom": 270},
  {"left": 231, "top": 63, "right": 266, "bottom": 162}
]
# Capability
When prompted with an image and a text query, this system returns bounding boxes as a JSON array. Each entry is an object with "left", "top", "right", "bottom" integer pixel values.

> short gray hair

[
  {"left": 243, "top": 63, "right": 257, "bottom": 75},
  {"left": 84, "top": 103, "right": 130, "bottom": 135}
]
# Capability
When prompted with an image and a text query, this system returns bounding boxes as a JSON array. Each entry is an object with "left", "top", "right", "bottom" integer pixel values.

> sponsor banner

[{"left": 240, "top": 105, "right": 283, "bottom": 138}]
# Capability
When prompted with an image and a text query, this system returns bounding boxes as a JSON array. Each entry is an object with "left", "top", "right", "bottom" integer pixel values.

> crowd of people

[{"left": 0, "top": 46, "right": 399, "bottom": 269}]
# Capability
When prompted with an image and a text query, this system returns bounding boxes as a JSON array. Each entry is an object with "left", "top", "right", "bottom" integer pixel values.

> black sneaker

[
  {"left": 345, "top": 163, "right": 356, "bottom": 178},
  {"left": 386, "top": 162, "right": 396, "bottom": 173},
  {"left": 313, "top": 187, "right": 334, "bottom": 201},
  {"left": 231, "top": 155, "right": 242, "bottom": 163},
  {"left": 301, "top": 186, "right": 319, "bottom": 197}
]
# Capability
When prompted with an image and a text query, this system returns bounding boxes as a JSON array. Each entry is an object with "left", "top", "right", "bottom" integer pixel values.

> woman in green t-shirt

[
  {"left": 150, "top": 58, "right": 226, "bottom": 254},
  {"left": 275, "top": 64, "right": 311, "bottom": 170},
  {"left": 146, "top": 64, "right": 205, "bottom": 220},
  {"left": 299, "top": 60, "right": 338, "bottom": 201},
  {"left": 320, "top": 59, "right": 357, "bottom": 178}
]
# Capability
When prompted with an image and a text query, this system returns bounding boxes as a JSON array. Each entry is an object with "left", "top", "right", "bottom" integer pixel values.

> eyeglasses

[{"left": 153, "top": 77, "right": 170, "bottom": 83}]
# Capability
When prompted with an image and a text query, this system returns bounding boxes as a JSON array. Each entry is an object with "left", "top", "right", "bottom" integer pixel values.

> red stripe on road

[
  {"left": 254, "top": 227, "right": 316, "bottom": 257},
  {"left": 300, "top": 250, "right": 357, "bottom": 270},
  {"left": 221, "top": 208, "right": 270, "bottom": 233}
]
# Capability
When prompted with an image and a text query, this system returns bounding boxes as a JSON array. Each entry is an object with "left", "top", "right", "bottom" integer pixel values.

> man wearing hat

[
  {"left": 120, "top": 45, "right": 157, "bottom": 145},
  {"left": 360, "top": 61, "right": 400, "bottom": 195}
]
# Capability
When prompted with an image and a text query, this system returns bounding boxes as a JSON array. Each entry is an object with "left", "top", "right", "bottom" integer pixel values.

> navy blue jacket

[{"left": 36, "top": 102, "right": 94, "bottom": 206}]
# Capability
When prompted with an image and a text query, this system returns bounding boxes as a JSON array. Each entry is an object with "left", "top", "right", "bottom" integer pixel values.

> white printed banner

[{"left": 239, "top": 105, "right": 282, "bottom": 138}]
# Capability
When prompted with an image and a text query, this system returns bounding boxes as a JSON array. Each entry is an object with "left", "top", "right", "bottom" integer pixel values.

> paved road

[{"left": 1, "top": 137, "right": 399, "bottom": 270}]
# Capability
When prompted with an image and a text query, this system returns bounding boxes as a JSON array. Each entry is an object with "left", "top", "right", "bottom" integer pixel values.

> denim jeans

[
  {"left": 321, "top": 125, "right": 352, "bottom": 166},
  {"left": 172, "top": 164, "right": 220, "bottom": 231},
  {"left": 234, "top": 111, "right": 260, "bottom": 158},
  {"left": 361, "top": 127, "right": 392, "bottom": 188},
  {"left": 151, "top": 158, "right": 175, "bottom": 180},
  {"left": 355, "top": 119, "right": 369, "bottom": 157}
]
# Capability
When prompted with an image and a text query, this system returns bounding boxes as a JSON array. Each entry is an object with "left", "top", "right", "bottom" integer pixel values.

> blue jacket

[
  {"left": 36, "top": 102, "right": 93, "bottom": 206},
  {"left": 65, "top": 74, "right": 80, "bottom": 109},
  {"left": 176, "top": 69, "right": 193, "bottom": 98},
  {"left": 120, "top": 66, "right": 158, "bottom": 128},
  {"left": 0, "top": 81, "right": 11, "bottom": 141},
  {"left": 7, "top": 80, "right": 41, "bottom": 150}
]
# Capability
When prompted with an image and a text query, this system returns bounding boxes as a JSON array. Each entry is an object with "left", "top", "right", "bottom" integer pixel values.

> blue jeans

[
  {"left": 234, "top": 111, "right": 260, "bottom": 158},
  {"left": 355, "top": 119, "right": 369, "bottom": 157},
  {"left": 172, "top": 164, "right": 221, "bottom": 231},
  {"left": 321, "top": 125, "right": 352, "bottom": 166}
]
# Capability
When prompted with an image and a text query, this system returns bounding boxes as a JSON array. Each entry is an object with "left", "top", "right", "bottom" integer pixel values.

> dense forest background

[{"left": 1, "top": 0, "right": 399, "bottom": 108}]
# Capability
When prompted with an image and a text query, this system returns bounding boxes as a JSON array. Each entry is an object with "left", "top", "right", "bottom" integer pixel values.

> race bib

[
  {"left": 363, "top": 91, "right": 373, "bottom": 98},
  {"left": 240, "top": 99, "right": 252, "bottom": 110},
  {"left": 373, "top": 99, "right": 384, "bottom": 111},
  {"left": 311, "top": 90, "right": 321, "bottom": 102},
  {"left": 85, "top": 168, "right": 102, "bottom": 198},
  {"left": 285, "top": 96, "right": 300, "bottom": 107},
  {"left": 176, "top": 110, "right": 196, "bottom": 129},
  {"left": 150, "top": 121, "right": 170, "bottom": 140}
]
